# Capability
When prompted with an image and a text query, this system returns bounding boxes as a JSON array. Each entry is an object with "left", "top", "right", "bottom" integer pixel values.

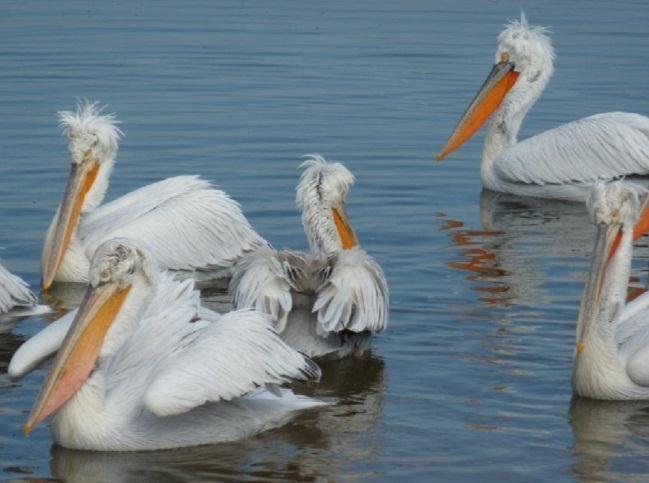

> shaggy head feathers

[
  {"left": 296, "top": 154, "right": 355, "bottom": 210},
  {"left": 296, "top": 154, "right": 356, "bottom": 255},
  {"left": 497, "top": 13, "right": 554, "bottom": 81},
  {"left": 89, "top": 238, "right": 156, "bottom": 288},
  {"left": 59, "top": 102, "right": 122, "bottom": 165},
  {"left": 587, "top": 182, "right": 640, "bottom": 227}
]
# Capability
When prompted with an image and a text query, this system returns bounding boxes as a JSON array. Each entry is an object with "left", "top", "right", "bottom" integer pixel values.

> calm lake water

[{"left": 2, "top": 1, "right": 649, "bottom": 481}]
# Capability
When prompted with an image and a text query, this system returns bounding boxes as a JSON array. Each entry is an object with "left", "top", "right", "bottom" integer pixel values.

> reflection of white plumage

[
  {"left": 572, "top": 182, "right": 649, "bottom": 399},
  {"left": 0, "top": 262, "right": 36, "bottom": 314},
  {"left": 438, "top": 14, "right": 649, "bottom": 201},
  {"left": 10, "top": 239, "right": 323, "bottom": 451},
  {"left": 42, "top": 103, "right": 265, "bottom": 289},
  {"left": 230, "top": 156, "right": 388, "bottom": 359}
]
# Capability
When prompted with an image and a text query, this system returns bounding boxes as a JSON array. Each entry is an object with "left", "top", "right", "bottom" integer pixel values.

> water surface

[{"left": 2, "top": 1, "right": 649, "bottom": 481}]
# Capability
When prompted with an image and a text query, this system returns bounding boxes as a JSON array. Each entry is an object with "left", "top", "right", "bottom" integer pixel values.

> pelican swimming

[
  {"left": 9, "top": 239, "right": 323, "bottom": 451},
  {"left": 0, "top": 262, "right": 37, "bottom": 315},
  {"left": 572, "top": 182, "right": 649, "bottom": 399},
  {"left": 42, "top": 103, "right": 265, "bottom": 289},
  {"left": 230, "top": 155, "right": 388, "bottom": 359},
  {"left": 437, "top": 14, "right": 649, "bottom": 202}
]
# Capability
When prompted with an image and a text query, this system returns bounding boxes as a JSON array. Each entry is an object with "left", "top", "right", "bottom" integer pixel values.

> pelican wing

[
  {"left": 313, "top": 248, "right": 388, "bottom": 335},
  {"left": 230, "top": 248, "right": 308, "bottom": 332},
  {"left": 8, "top": 310, "right": 76, "bottom": 380},
  {"left": 0, "top": 263, "right": 36, "bottom": 314},
  {"left": 494, "top": 113, "right": 649, "bottom": 185},
  {"left": 80, "top": 176, "right": 267, "bottom": 273},
  {"left": 142, "top": 308, "right": 320, "bottom": 417}
]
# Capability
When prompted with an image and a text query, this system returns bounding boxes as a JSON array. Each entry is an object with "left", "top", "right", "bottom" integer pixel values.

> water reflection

[
  {"left": 441, "top": 190, "right": 599, "bottom": 307},
  {"left": 48, "top": 355, "right": 385, "bottom": 482},
  {"left": 569, "top": 397, "right": 649, "bottom": 481}
]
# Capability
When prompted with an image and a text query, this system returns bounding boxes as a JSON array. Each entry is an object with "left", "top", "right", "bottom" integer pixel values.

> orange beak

[
  {"left": 332, "top": 205, "right": 358, "bottom": 250},
  {"left": 576, "top": 223, "right": 620, "bottom": 353},
  {"left": 24, "top": 281, "right": 131, "bottom": 435},
  {"left": 437, "top": 61, "right": 520, "bottom": 161},
  {"left": 42, "top": 156, "right": 100, "bottom": 290}
]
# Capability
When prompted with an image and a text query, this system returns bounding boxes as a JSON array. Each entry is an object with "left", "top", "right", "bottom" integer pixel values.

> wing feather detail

[
  {"left": 494, "top": 113, "right": 649, "bottom": 185},
  {"left": 313, "top": 248, "right": 388, "bottom": 335},
  {"left": 0, "top": 263, "right": 36, "bottom": 314},
  {"left": 80, "top": 176, "right": 267, "bottom": 273},
  {"left": 142, "top": 309, "right": 320, "bottom": 417},
  {"left": 230, "top": 248, "right": 307, "bottom": 332}
]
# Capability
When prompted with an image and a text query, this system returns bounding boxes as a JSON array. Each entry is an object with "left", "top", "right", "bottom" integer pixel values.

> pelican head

[
  {"left": 575, "top": 183, "right": 639, "bottom": 356},
  {"left": 26, "top": 238, "right": 154, "bottom": 435},
  {"left": 437, "top": 13, "right": 554, "bottom": 160},
  {"left": 42, "top": 102, "right": 122, "bottom": 289},
  {"left": 296, "top": 154, "right": 358, "bottom": 255},
  {"left": 587, "top": 182, "right": 639, "bottom": 229}
]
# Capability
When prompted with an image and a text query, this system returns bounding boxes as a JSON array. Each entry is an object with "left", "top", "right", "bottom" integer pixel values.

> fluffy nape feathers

[
  {"left": 497, "top": 13, "right": 554, "bottom": 69},
  {"left": 59, "top": 102, "right": 122, "bottom": 165},
  {"left": 587, "top": 182, "right": 641, "bottom": 227},
  {"left": 89, "top": 238, "right": 156, "bottom": 288},
  {"left": 296, "top": 154, "right": 356, "bottom": 254}
]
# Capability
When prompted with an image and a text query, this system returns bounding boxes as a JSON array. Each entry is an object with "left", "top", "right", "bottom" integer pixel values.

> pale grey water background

[{"left": 1, "top": 1, "right": 649, "bottom": 481}]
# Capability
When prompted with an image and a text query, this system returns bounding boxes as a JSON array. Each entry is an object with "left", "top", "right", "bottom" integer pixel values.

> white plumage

[
  {"left": 10, "top": 239, "right": 323, "bottom": 451},
  {"left": 0, "top": 262, "right": 37, "bottom": 314},
  {"left": 42, "top": 102, "right": 265, "bottom": 288},
  {"left": 438, "top": 14, "right": 649, "bottom": 201},
  {"left": 230, "top": 156, "right": 388, "bottom": 359},
  {"left": 572, "top": 182, "right": 649, "bottom": 399}
]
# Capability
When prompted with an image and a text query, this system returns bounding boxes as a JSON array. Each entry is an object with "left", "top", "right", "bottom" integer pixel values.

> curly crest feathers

[{"left": 58, "top": 101, "right": 122, "bottom": 164}]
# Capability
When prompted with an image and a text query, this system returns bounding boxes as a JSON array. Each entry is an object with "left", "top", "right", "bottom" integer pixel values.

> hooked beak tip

[
  {"left": 23, "top": 423, "right": 33, "bottom": 437},
  {"left": 436, "top": 152, "right": 445, "bottom": 162}
]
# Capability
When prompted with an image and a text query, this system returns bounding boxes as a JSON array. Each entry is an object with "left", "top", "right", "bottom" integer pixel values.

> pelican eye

[
  {"left": 99, "top": 269, "right": 112, "bottom": 284},
  {"left": 500, "top": 52, "right": 510, "bottom": 63}
]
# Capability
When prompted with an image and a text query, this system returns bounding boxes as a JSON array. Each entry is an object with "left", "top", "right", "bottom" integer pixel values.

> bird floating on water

[
  {"left": 42, "top": 103, "right": 265, "bottom": 290},
  {"left": 572, "top": 182, "right": 649, "bottom": 399},
  {"left": 230, "top": 155, "right": 388, "bottom": 359},
  {"left": 10, "top": 238, "right": 323, "bottom": 451},
  {"left": 437, "top": 14, "right": 649, "bottom": 202}
]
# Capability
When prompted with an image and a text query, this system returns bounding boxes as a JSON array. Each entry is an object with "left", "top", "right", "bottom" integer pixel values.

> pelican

[
  {"left": 9, "top": 239, "right": 324, "bottom": 451},
  {"left": 42, "top": 103, "right": 265, "bottom": 289},
  {"left": 572, "top": 182, "right": 649, "bottom": 399},
  {"left": 437, "top": 14, "right": 649, "bottom": 202},
  {"left": 0, "top": 262, "right": 38, "bottom": 315},
  {"left": 230, "top": 155, "right": 388, "bottom": 359}
]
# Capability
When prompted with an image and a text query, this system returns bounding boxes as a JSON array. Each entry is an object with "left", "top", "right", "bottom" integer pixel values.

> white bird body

[
  {"left": 42, "top": 103, "right": 265, "bottom": 289},
  {"left": 0, "top": 262, "right": 37, "bottom": 315},
  {"left": 230, "top": 157, "right": 388, "bottom": 359},
  {"left": 10, "top": 239, "right": 323, "bottom": 451},
  {"left": 572, "top": 182, "right": 649, "bottom": 399},
  {"left": 438, "top": 15, "right": 649, "bottom": 202}
]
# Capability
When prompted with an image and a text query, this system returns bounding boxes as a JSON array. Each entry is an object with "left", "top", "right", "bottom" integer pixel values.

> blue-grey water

[{"left": 2, "top": 1, "right": 649, "bottom": 481}]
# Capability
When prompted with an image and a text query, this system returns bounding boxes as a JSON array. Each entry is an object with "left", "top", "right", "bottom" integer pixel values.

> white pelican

[
  {"left": 0, "top": 262, "right": 37, "bottom": 315},
  {"left": 572, "top": 182, "right": 649, "bottom": 399},
  {"left": 42, "top": 103, "right": 265, "bottom": 290},
  {"left": 230, "top": 155, "right": 388, "bottom": 359},
  {"left": 9, "top": 239, "right": 324, "bottom": 451},
  {"left": 437, "top": 14, "right": 649, "bottom": 202}
]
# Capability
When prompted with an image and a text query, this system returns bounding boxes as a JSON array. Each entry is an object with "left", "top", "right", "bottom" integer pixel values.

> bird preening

[
  {"left": 7, "top": 102, "right": 389, "bottom": 451},
  {"left": 5, "top": 10, "right": 649, "bottom": 458}
]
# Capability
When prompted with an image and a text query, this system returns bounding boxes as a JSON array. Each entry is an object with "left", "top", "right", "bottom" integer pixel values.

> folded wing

[
  {"left": 81, "top": 176, "right": 267, "bottom": 273},
  {"left": 0, "top": 263, "right": 36, "bottom": 314},
  {"left": 313, "top": 248, "right": 388, "bottom": 336},
  {"left": 230, "top": 248, "right": 308, "bottom": 332},
  {"left": 142, "top": 308, "right": 320, "bottom": 417},
  {"left": 495, "top": 113, "right": 649, "bottom": 185}
]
